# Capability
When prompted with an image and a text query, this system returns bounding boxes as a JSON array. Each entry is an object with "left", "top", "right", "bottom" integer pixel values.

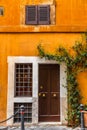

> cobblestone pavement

[
  {"left": 8, "top": 126, "right": 72, "bottom": 130},
  {"left": 8, "top": 126, "right": 84, "bottom": 130},
  {"left": 0, "top": 125, "right": 82, "bottom": 130}
]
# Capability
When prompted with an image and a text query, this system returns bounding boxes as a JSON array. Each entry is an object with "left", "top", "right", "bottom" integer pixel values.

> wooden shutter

[
  {"left": 25, "top": 5, "right": 37, "bottom": 25},
  {"left": 38, "top": 5, "right": 50, "bottom": 25}
]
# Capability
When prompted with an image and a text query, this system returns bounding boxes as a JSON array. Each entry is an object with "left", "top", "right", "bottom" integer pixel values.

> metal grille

[
  {"left": 15, "top": 63, "right": 32, "bottom": 97},
  {"left": 14, "top": 103, "right": 32, "bottom": 123}
]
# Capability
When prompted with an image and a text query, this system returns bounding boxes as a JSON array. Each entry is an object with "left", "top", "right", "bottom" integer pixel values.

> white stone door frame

[{"left": 7, "top": 56, "right": 67, "bottom": 125}]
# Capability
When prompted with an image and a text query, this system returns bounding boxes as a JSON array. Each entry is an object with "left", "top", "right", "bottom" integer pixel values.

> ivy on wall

[{"left": 37, "top": 34, "right": 87, "bottom": 127}]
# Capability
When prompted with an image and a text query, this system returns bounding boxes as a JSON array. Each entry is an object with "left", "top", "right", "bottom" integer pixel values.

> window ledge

[{"left": 14, "top": 97, "right": 33, "bottom": 103}]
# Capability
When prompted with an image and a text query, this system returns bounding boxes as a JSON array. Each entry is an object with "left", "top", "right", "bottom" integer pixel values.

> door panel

[
  {"left": 50, "top": 92, "right": 60, "bottom": 115},
  {"left": 39, "top": 64, "right": 60, "bottom": 122},
  {"left": 39, "top": 93, "right": 48, "bottom": 115}
]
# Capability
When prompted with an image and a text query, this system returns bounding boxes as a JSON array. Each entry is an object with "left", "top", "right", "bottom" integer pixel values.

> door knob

[
  {"left": 39, "top": 93, "right": 41, "bottom": 97},
  {"left": 53, "top": 93, "right": 57, "bottom": 97},
  {"left": 42, "top": 93, "right": 46, "bottom": 97},
  {"left": 40, "top": 86, "right": 43, "bottom": 89}
]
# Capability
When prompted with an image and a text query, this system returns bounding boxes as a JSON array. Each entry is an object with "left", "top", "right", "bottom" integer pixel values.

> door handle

[
  {"left": 39, "top": 93, "right": 41, "bottom": 97},
  {"left": 40, "top": 86, "right": 43, "bottom": 89},
  {"left": 42, "top": 93, "right": 46, "bottom": 97},
  {"left": 53, "top": 93, "right": 57, "bottom": 97}
]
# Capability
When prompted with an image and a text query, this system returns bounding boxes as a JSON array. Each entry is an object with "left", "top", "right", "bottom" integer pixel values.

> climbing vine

[{"left": 37, "top": 34, "right": 87, "bottom": 127}]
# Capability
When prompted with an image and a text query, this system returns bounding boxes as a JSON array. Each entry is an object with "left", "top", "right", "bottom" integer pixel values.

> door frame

[{"left": 7, "top": 56, "right": 67, "bottom": 125}]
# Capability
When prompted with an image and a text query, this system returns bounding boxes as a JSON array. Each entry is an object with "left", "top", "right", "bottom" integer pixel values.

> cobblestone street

[
  {"left": 0, "top": 125, "right": 81, "bottom": 130},
  {"left": 8, "top": 126, "right": 72, "bottom": 130}
]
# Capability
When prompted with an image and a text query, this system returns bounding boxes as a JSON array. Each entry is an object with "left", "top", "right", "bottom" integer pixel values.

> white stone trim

[
  {"left": 7, "top": 56, "right": 67, "bottom": 125},
  {"left": 60, "top": 63, "right": 67, "bottom": 124}
]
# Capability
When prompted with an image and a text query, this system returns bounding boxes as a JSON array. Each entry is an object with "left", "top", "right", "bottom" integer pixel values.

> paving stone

[
  {"left": 0, "top": 127, "right": 8, "bottom": 130},
  {"left": 6, "top": 125, "right": 83, "bottom": 130},
  {"left": 7, "top": 126, "right": 72, "bottom": 130}
]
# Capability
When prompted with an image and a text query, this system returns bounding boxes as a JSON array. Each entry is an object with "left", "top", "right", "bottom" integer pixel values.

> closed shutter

[
  {"left": 38, "top": 5, "right": 50, "bottom": 25},
  {"left": 25, "top": 5, "right": 37, "bottom": 25}
]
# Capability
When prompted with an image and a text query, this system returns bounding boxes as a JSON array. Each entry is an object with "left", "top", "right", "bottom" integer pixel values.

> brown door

[{"left": 39, "top": 64, "right": 60, "bottom": 122}]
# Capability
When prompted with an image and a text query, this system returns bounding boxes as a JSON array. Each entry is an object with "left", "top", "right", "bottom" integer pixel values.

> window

[
  {"left": 14, "top": 103, "right": 32, "bottom": 123},
  {"left": 15, "top": 63, "right": 32, "bottom": 97},
  {"left": 0, "top": 7, "right": 4, "bottom": 16},
  {"left": 25, "top": 5, "right": 50, "bottom": 25}
]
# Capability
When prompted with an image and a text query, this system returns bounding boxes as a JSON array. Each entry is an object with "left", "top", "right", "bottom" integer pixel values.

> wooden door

[{"left": 39, "top": 64, "right": 60, "bottom": 122}]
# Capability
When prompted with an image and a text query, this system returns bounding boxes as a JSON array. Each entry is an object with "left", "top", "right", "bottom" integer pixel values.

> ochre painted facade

[
  {"left": 0, "top": 0, "right": 87, "bottom": 125},
  {"left": 0, "top": 0, "right": 87, "bottom": 32}
]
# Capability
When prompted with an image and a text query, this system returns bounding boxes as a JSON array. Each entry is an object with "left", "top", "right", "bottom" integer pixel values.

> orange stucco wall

[
  {"left": 0, "top": 0, "right": 87, "bottom": 32},
  {"left": 0, "top": 0, "right": 87, "bottom": 123},
  {"left": 77, "top": 72, "right": 87, "bottom": 104},
  {"left": 0, "top": 33, "right": 83, "bottom": 122}
]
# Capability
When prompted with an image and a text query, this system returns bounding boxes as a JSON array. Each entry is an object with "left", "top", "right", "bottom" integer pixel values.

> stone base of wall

[{"left": 61, "top": 97, "right": 67, "bottom": 124}]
